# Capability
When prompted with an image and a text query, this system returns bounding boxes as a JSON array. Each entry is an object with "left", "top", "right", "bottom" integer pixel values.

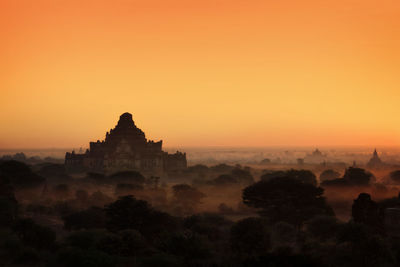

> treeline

[{"left": 2, "top": 160, "right": 400, "bottom": 266}]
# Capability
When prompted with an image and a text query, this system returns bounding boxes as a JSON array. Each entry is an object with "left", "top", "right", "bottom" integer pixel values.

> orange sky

[{"left": 0, "top": 0, "right": 399, "bottom": 149}]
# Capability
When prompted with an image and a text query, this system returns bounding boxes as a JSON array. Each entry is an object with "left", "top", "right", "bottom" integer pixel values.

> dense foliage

[
  {"left": 2, "top": 161, "right": 400, "bottom": 267},
  {"left": 243, "top": 177, "right": 333, "bottom": 226}
]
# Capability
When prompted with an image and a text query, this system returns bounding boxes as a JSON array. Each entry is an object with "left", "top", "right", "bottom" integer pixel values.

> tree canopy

[
  {"left": 171, "top": 184, "right": 205, "bottom": 215},
  {"left": 0, "top": 161, "right": 45, "bottom": 188},
  {"left": 322, "top": 167, "right": 373, "bottom": 187},
  {"left": 105, "top": 195, "right": 178, "bottom": 238},
  {"left": 230, "top": 217, "right": 271, "bottom": 257},
  {"left": 243, "top": 177, "right": 333, "bottom": 226},
  {"left": 261, "top": 169, "right": 317, "bottom": 186}
]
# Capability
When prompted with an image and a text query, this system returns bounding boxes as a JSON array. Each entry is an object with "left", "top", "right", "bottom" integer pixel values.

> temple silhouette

[
  {"left": 65, "top": 113, "right": 187, "bottom": 175},
  {"left": 367, "top": 148, "right": 384, "bottom": 169},
  {"left": 304, "top": 148, "right": 326, "bottom": 164}
]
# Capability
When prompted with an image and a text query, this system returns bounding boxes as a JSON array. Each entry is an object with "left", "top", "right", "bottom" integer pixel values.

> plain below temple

[{"left": 65, "top": 112, "right": 187, "bottom": 175}]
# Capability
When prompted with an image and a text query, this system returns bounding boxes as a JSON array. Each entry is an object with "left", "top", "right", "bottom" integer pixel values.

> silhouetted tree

[
  {"left": 94, "top": 230, "right": 147, "bottom": 258},
  {"left": 352, "top": 193, "right": 382, "bottom": 230},
  {"left": 186, "top": 165, "right": 209, "bottom": 181},
  {"left": 13, "top": 218, "right": 56, "bottom": 250},
  {"left": 184, "top": 213, "right": 232, "bottom": 242},
  {"left": 53, "top": 200, "right": 76, "bottom": 216},
  {"left": 0, "top": 176, "right": 18, "bottom": 227},
  {"left": 172, "top": 184, "right": 205, "bottom": 215},
  {"left": 0, "top": 196, "right": 18, "bottom": 227},
  {"left": 187, "top": 164, "right": 209, "bottom": 173},
  {"left": 261, "top": 169, "right": 317, "bottom": 185},
  {"left": 231, "top": 168, "right": 254, "bottom": 184},
  {"left": 322, "top": 167, "right": 373, "bottom": 187},
  {"left": 335, "top": 222, "right": 395, "bottom": 266},
  {"left": 37, "top": 163, "right": 69, "bottom": 181},
  {"left": 306, "top": 215, "right": 341, "bottom": 241},
  {"left": 54, "top": 247, "right": 116, "bottom": 267},
  {"left": 286, "top": 169, "right": 317, "bottom": 185},
  {"left": 242, "top": 249, "right": 320, "bottom": 267},
  {"left": 271, "top": 222, "right": 297, "bottom": 249},
  {"left": 260, "top": 170, "right": 286, "bottom": 181},
  {"left": 63, "top": 207, "right": 106, "bottom": 230},
  {"left": 211, "top": 174, "right": 237, "bottom": 185},
  {"left": 158, "top": 230, "right": 212, "bottom": 261},
  {"left": 117, "top": 229, "right": 147, "bottom": 257},
  {"left": 0, "top": 161, "right": 45, "bottom": 188},
  {"left": 230, "top": 217, "right": 270, "bottom": 257},
  {"left": 105, "top": 196, "right": 152, "bottom": 232},
  {"left": 210, "top": 164, "right": 234, "bottom": 173},
  {"left": 95, "top": 232, "right": 123, "bottom": 255},
  {"left": 243, "top": 177, "right": 333, "bottom": 227},
  {"left": 139, "top": 253, "right": 182, "bottom": 267},
  {"left": 344, "top": 167, "right": 373, "bottom": 185},
  {"left": 0, "top": 175, "right": 15, "bottom": 198},
  {"left": 65, "top": 229, "right": 108, "bottom": 249},
  {"left": 105, "top": 196, "right": 178, "bottom": 238}
]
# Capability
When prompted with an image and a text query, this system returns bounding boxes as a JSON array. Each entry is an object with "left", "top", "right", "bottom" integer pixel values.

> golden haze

[{"left": 0, "top": 0, "right": 399, "bottom": 148}]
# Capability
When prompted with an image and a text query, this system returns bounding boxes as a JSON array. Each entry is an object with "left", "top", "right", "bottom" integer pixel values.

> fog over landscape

[
  {"left": 1, "top": 0, "right": 400, "bottom": 266},
  {"left": 3, "top": 146, "right": 400, "bottom": 165},
  {"left": 2, "top": 140, "right": 400, "bottom": 266},
  {"left": 2, "top": 143, "right": 400, "bottom": 221}
]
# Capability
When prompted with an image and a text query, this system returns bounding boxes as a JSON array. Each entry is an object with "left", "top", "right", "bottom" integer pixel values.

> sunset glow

[{"left": 1, "top": 0, "right": 399, "bottom": 148}]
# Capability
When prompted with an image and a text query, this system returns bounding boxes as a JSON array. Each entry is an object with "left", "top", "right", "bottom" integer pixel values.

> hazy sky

[{"left": 1, "top": 0, "right": 399, "bottom": 148}]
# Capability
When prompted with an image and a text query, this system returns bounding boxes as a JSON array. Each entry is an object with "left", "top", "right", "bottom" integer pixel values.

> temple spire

[{"left": 367, "top": 148, "right": 383, "bottom": 168}]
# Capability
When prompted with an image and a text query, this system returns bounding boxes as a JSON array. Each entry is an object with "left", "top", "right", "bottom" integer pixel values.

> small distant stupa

[
  {"left": 312, "top": 149, "right": 323, "bottom": 157},
  {"left": 367, "top": 149, "right": 383, "bottom": 169},
  {"left": 304, "top": 148, "right": 326, "bottom": 164}
]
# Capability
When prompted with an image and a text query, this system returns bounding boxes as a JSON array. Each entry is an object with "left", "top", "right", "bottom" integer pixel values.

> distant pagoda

[
  {"left": 366, "top": 149, "right": 383, "bottom": 169},
  {"left": 65, "top": 112, "right": 187, "bottom": 175},
  {"left": 304, "top": 148, "right": 326, "bottom": 164}
]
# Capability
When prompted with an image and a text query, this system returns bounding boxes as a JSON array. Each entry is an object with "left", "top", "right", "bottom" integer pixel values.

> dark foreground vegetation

[{"left": 2, "top": 159, "right": 400, "bottom": 266}]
